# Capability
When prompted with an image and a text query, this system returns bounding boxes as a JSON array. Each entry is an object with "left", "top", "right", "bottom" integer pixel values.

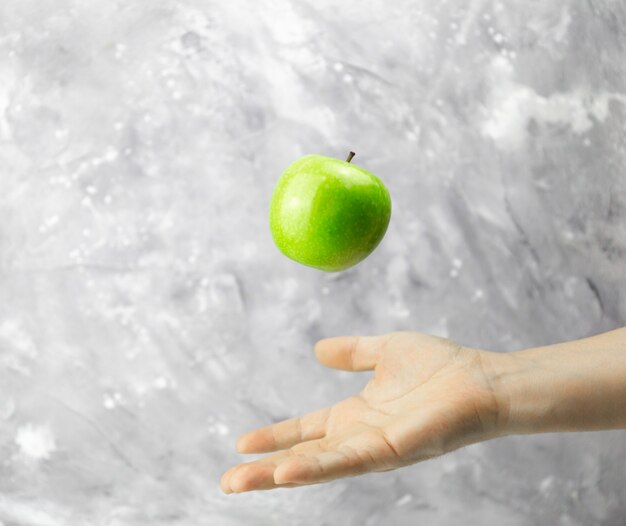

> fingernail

[{"left": 273, "top": 467, "right": 292, "bottom": 485}]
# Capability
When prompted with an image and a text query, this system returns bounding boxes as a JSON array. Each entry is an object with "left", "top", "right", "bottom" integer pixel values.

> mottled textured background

[{"left": 1, "top": 0, "right": 625, "bottom": 524}]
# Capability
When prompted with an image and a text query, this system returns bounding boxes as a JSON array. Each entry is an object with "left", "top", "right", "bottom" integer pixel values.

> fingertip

[
  {"left": 236, "top": 433, "right": 252, "bottom": 453},
  {"left": 313, "top": 338, "right": 332, "bottom": 358},
  {"left": 220, "top": 483, "right": 232, "bottom": 495},
  {"left": 237, "top": 427, "right": 276, "bottom": 453},
  {"left": 313, "top": 336, "right": 350, "bottom": 365},
  {"left": 313, "top": 341, "right": 326, "bottom": 363},
  {"left": 315, "top": 335, "right": 349, "bottom": 347},
  {"left": 272, "top": 463, "right": 289, "bottom": 485},
  {"left": 230, "top": 463, "right": 275, "bottom": 493},
  {"left": 314, "top": 335, "right": 379, "bottom": 371},
  {"left": 220, "top": 466, "right": 237, "bottom": 494},
  {"left": 229, "top": 467, "right": 252, "bottom": 493}
]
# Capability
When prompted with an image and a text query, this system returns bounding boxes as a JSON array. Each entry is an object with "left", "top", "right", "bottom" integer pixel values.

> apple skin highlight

[{"left": 269, "top": 154, "right": 392, "bottom": 272}]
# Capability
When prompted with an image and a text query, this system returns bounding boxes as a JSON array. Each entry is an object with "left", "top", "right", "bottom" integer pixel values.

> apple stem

[{"left": 346, "top": 151, "right": 356, "bottom": 163}]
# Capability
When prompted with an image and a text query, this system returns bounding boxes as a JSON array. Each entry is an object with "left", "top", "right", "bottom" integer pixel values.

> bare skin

[{"left": 220, "top": 327, "right": 626, "bottom": 493}]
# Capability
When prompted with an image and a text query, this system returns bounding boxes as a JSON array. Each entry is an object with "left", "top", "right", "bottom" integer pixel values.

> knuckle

[
  {"left": 295, "top": 417, "right": 305, "bottom": 441},
  {"left": 349, "top": 336, "right": 360, "bottom": 369}
]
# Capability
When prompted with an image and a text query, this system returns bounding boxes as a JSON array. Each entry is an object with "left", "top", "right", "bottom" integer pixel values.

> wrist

[
  {"left": 480, "top": 328, "right": 626, "bottom": 437},
  {"left": 480, "top": 348, "right": 550, "bottom": 436}
]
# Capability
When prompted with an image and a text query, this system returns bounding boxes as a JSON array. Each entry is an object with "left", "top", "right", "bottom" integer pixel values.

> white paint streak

[
  {"left": 15, "top": 424, "right": 57, "bottom": 460},
  {"left": 482, "top": 56, "right": 626, "bottom": 150}
]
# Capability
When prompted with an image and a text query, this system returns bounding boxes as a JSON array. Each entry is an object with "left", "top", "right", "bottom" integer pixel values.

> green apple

[{"left": 269, "top": 152, "right": 391, "bottom": 272}]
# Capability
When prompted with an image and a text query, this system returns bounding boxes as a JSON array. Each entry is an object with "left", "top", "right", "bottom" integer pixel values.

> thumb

[{"left": 314, "top": 335, "right": 387, "bottom": 372}]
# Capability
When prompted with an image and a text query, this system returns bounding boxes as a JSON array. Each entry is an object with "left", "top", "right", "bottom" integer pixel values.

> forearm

[{"left": 491, "top": 327, "right": 626, "bottom": 435}]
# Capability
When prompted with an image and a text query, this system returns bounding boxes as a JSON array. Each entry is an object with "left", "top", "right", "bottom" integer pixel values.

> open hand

[{"left": 220, "top": 332, "right": 507, "bottom": 493}]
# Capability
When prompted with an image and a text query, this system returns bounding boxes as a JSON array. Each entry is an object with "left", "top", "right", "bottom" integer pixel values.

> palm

[{"left": 221, "top": 332, "right": 501, "bottom": 493}]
